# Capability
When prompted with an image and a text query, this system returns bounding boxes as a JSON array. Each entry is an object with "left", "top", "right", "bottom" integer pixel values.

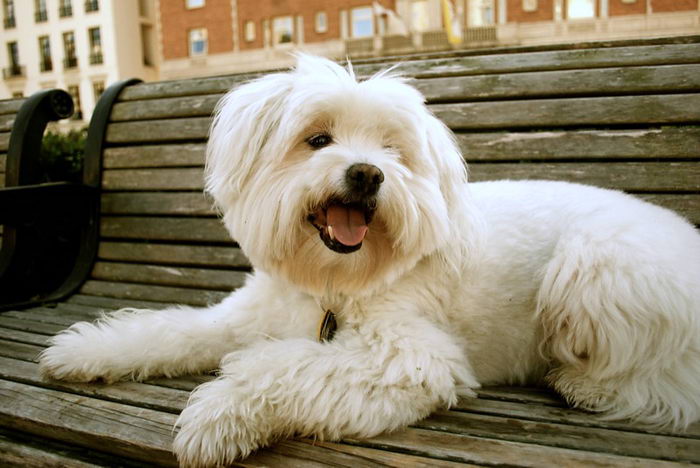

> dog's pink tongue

[{"left": 327, "top": 204, "right": 368, "bottom": 246}]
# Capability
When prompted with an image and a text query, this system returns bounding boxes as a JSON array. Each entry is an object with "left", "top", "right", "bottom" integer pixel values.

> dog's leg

[
  {"left": 172, "top": 311, "right": 478, "bottom": 466},
  {"left": 537, "top": 233, "right": 700, "bottom": 429},
  {"left": 39, "top": 274, "right": 319, "bottom": 383}
]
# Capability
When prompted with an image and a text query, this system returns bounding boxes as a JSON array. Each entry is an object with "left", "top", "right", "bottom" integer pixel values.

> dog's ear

[{"left": 205, "top": 73, "right": 294, "bottom": 208}]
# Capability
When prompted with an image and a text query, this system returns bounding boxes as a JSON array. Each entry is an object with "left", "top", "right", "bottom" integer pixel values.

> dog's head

[{"left": 206, "top": 55, "right": 478, "bottom": 296}]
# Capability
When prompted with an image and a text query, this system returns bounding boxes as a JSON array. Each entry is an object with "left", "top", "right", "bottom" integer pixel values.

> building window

[
  {"left": 351, "top": 7, "right": 373, "bottom": 38},
  {"left": 39, "top": 36, "right": 52, "bottom": 72},
  {"left": 89, "top": 27, "right": 103, "bottom": 64},
  {"left": 35, "top": 0, "right": 47, "bottom": 22},
  {"left": 468, "top": 0, "right": 495, "bottom": 26},
  {"left": 567, "top": 0, "right": 595, "bottom": 18},
  {"left": 188, "top": 28, "right": 207, "bottom": 56},
  {"left": 3, "top": 41, "right": 22, "bottom": 78},
  {"left": 85, "top": 0, "right": 98, "bottom": 13},
  {"left": 315, "top": 11, "right": 327, "bottom": 33},
  {"left": 63, "top": 31, "right": 77, "bottom": 68},
  {"left": 59, "top": 0, "right": 72, "bottom": 17},
  {"left": 68, "top": 85, "right": 82, "bottom": 119},
  {"left": 522, "top": 0, "right": 537, "bottom": 13},
  {"left": 244, "top": 20, "right": 255, "bottom": 42},
  {"left": 186, "top": 0, "right": 204, "bottom": 8},
  {"left": 621, "top": 0, "right": 637, "bottom": 3},
  {"left": 93, "top": 81, "right": 105, "bottom": 101},
  {"left": 3, "top": 0, "right": 15, "bottom": 28},
  {"left": 272, "top": 16, "right": 293, "bottom": 45}
]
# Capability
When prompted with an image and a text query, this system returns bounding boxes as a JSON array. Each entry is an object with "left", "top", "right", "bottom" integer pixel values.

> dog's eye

[{"left": 307, "top": 133, "right": 333, "bottom": 149}]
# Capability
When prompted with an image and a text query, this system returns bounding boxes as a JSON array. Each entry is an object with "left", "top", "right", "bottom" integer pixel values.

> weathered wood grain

[
  {"left": 346, "top": 426, "right": 684, "bottom": 468},
  {"left": 102, "top": 191, "right": 214, "bottom": 215},
  {"left": 65, "top": 294, "right": 174, "bottom": 311},
  {"left": 100, "top": 217, "right": 232, "bottom": 243},
  {"left": 455, "top": 397, "right": 700, "bottom": 439},
  {"left": 0, "top": 433, "right": 108, "bottom": 468},
  {"left": 0, "top": 380, "right": 178, "bottom": 466},
  {"left": 103, "top": 143, "right": 205, "bottom": 168},
  {"left": 0, "top": 339, "right": 43, "bottom": 362},
  {"left": 98, "top": 242, "right": 251, "bottom": 269},
  {"left": 100, "top": 162, "right": 700, "bottom": 195},
  {"left": 79, "top": 280, "right": 229, "bottom": 306},
  {"left": 110, "top": 95, "right": 220, "bottom": 121},
  {"left": 0, "top": 132, "right": 10, "bottom": 152},
  {"left": 104, "top": 94, "right": 700, "bottom": 144},
  {"left": 109, "top": 64, "right": 700, "bottom": 122},
  {"left": 0, "top": 114, "right": 15, "bottom": 132},
  {"left": 433, "top": 94, "right": 700, "bottom": 130},
  {"left": 0, "top": 356, "right": 189, "bottom": 414},
  {"left": 106, "top": 117, "right": 210, "bottom": 143},
  {"left": 458, "top": 127, "right": 700, "bottom": 161},
  {"left": 116, "top": 43, "right": 700, "bottom": 101},
  {"left": 470, "top": 161, "right": 700, "bottom": 192},
  {"left": 91, "top": 262, "right": 246, "bottom": 291},
  {"left": 0, "top": 327, "right": 50, "bottom": 347},
  {"left": 419, "top": 63, "right": 700, "bottom": 102},
  {"left": 0, "top": 316, "right": 63, "bottom": 335},
  {"left": 0, "top": 98, "right": 23, "bottom": 116},
  {"left": 417, "top": 410, "right": 700, "bottom": 462},
  {"left": 102, "top": 168, "right": 204, "bottom": 191}
]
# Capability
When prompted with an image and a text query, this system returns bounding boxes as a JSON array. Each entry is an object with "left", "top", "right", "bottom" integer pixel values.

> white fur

[{"left": 39, "top": 55, "right": 700, "bottom": 467}]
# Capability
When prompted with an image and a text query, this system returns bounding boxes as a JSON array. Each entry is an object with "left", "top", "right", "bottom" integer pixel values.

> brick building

[{"left": 156, "top": 0, "right": 699, "bottom": 79}]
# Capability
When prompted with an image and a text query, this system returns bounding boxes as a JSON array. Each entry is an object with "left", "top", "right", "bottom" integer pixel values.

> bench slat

[
  {"left": 0, "top": 115, "right": 15, "bottom": 133},
  {"left": 433, "top": 94, "right": 700, "bottom": 130},
  {"left": 98, "top": 242, "right": 250, "bottom": 269},
  {"left": 458, "top": 127, "right": 700, "bottom": 161},
  {"left": 116, "top": 43, "right": 700, "bottom": 101},
  {"left": 91, "top": 262, "right": 245, "bottom": 291},
  {"left": 100, "top": 190, "right": 699, "bottom": 225},
  {"left": 104, "top": 143, "right": 205, "bottom": 168},
  {"left": 109, "top": 64, "right": 700, "bottom": 122},
  {"left": 101, "top": 161, "right": 700, "bottom": 193},
  {"left": 417, "top": 411, "right": 700, "bottom": 462},
  {"left": 80, "top": 280, "right": 229, "bottom": 306},
  {"left": 454, "top": 398, "right": 700, "bottom": 438},
  {"left": 105, "top": 94, "right": 700, "bottom": 143},
  {"left": 0, "top": 379, "right": 178, "bottom": 466},
  {"left": 100, "top": 217, "right": 230, "bottom": 243},
  {"left": 102, "top": 192, "right": 212, "bottom": 215},
  {"left": 345, "top": 427, "right": 684, "bottom": 468},
  {"left": 470, "top": 161, "right": 700, "bottom": 192},
  {"left": 99, "top": 125, "right": 700, "bottom": 172}
]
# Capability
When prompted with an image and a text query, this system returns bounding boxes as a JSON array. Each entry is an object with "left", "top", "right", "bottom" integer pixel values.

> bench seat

[
  {"left": 1, "top": 35, "right": 700, "bottom": 466},
  {"left": 1, "top": 296, "right": 699, "bottom": 466}
]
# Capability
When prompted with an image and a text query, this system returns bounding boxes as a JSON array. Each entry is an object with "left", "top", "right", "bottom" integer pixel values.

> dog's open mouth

[{"left": 308, "top": 200, "right": 376, "bottom": 254}]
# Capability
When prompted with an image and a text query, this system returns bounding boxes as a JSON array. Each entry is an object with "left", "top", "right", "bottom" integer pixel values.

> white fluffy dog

[{"left": 40, "top": 55, "right": 700, "bottom": 466}]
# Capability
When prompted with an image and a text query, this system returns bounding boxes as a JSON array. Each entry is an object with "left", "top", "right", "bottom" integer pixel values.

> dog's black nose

[{"left": 345, "top": 163, "right": 384, "bottom": 197}]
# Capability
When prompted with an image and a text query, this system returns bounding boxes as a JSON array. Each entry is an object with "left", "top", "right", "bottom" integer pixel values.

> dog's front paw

[
  {"left": 173, "top": 378, "right": 277, "bottom": 467},
  {"left": 39, "top": 322, "right": 123, "bottom": 383}
]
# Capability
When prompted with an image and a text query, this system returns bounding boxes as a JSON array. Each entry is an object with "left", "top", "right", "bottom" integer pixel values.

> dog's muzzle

[{"left": 308, "top": 164, "right": 383, "bottom": 254}]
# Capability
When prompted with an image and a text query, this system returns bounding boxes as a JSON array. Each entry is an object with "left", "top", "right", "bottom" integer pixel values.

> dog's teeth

[{"left": 328, "top": 225, "right": 335, "bottom": 240}]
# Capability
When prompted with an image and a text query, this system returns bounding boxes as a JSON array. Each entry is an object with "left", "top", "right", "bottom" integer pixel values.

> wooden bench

[{"left": 1, "top": 35, "right": 699, "bottom": 466}]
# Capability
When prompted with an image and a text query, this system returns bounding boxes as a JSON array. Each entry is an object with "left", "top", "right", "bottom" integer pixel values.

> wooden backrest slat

[
  {"left": 91, "top": 262, "right": 247, "bottom": 291},
  {"left": 103, "top": 144, "right": 205, "bottom": 169},
  {"left": 100, "top": 217, "right": 231, "bottom": 243},
  {"left": 108, "top": 64, "right": 700, "bottom": 122},
  {"left": 97, "top": 242, "right": 250, "bottom": 269},
  {"left": 115, "top": 42, "right": 700, "bottom": 102}
]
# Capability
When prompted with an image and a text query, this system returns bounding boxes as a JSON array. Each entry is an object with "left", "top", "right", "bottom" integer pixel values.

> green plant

[{"left": 40, "top": 127, "right": 87, "bottom": 183}]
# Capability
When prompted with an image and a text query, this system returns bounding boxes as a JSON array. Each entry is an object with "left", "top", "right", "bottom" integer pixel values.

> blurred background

[{"left": 1, "top": 0, "right": 698, "bottom": 126}]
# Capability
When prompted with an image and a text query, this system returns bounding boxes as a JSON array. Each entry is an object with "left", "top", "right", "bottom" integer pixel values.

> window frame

[
  {"left": 188, "top": 27, "right": 208, "bottom": 56},
  {"left": 350, "top": 6, "right": 374, "bottom": 38}
]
